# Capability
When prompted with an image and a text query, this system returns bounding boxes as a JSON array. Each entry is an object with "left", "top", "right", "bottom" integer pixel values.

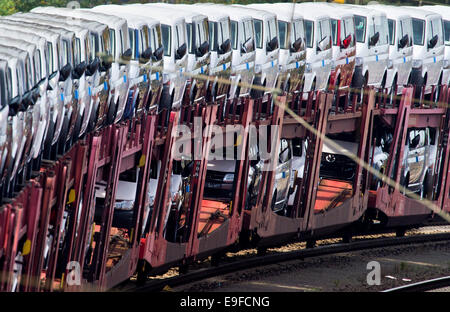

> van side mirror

[
  {"left": 317, "top": 36, "right": 330, "bottom": 52},
  {"left": 72, "top": 61, "right": 87, "bottom": 80},
  {"left": 266, "top": 37, "right": 279, "bottom": 52},
  {"left": 410, "top": 134, "right": 420, "bottom": 149},
  {"left": 290, "top": 37, "right": 303, "bottom": 53},
  {"left": 369, "top": 32, "right": 379, "bottom": 47},
  {"left": 241, "top": 38, "right": 254, "bottom": 54},
  {"left": 9, "top": 95, "right": 21, "bottom": 116},
  {"left": 428, "top": 34, "right": 438, "bottom": 49},
  {"left": 195, "top": 41, "right": 209, "bottom": 57},
  {"left": 100, "top": 55, "right": 112, "bottom": 72},
  {"left": 86, "top": 58, "right": 100, "bottom": 77},
  {"left": 140, "top": 47, "right": 153, "bottom": 63},
  {"left": 153, "top": 46, "right": 164, "bottom": 61},
  {"left": 398, "top": 34, "right": 409, "bottom": 49},
  {"left": 218, "top": 39, "right": 231, "bottom": 55},
  {"left": 340, "top": 34, "right": 352, "bottom": 49},
  {"left": 59, "top": 63, "right": 72, "bottom": 82},
  {"left": 120, "top": 48, "right": 132, "bottom": 65},
  {"left": 175, "top": 43, "right": 187, "bottom": 60}
]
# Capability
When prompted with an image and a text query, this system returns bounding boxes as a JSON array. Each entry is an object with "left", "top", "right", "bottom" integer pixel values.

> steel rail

[
  {"left": 383, "top": 276, "right": 450, "bottom": 292},
  {"left": 119, "top": 232, "right": 450, "bottom": 292}
]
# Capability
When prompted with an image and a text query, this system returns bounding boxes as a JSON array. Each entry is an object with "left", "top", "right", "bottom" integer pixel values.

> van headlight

[
  {"left": 254, "top": 64, "right": 262, "bottom": 74},
  {"left": 223, "top": 173, "right": 235, "bottom": 183},
  {"left": 355, "top": 57, "right": 363, "bottom": 67},
  {"left": 305, "top": 63, "right": 312, "bottom": 73},
  {"left": 412, "top": 59, "right": 423, "bottom": 69},
  {"left": 444, "top": 60, "right": 450, "bottom": 69},
  {"left": 162, "top": 73, "right": 170, "bottom": 84},
  {"left": 388, "top": 60, "right": 393, "bottom": 69}
]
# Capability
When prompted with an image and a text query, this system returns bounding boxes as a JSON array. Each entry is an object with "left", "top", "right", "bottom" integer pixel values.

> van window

[
  {"left": 34, "top": 51, "right": 41, "bottom": 81},
  {"left": 129, "top": 29, "right": 135, "bottom": 58},
  {"left": 370, "top": 15, "right": 388, "bottom": 46},
  {"left": 119, "top": 29, "right": 124, "bottom": 55},
  {"left": 342, "top": 16, "right": 355, "bottom": 48},
  {"left": 399, "top": 18, "right": 413, "bottom": 48},
  {"left": 199, "top": 19, "right": 208, "bottom": 46},
  {"left": 231, "top": 21, "right": 238, "bottom": 50},
  {"left": 304, "top": 20, "right": 314, "bottom": 48},
  {"left": 330, "top": 19, "right": 338, "bottom": 46},
  {"left": 90, "top": 34, "right": 98, "bottom": 60},
  {"left": 176, "top": 24, "right": 186, "bottom": 50},
  {"left": 0, "top": 68, "right": 6, "bottom": 105},
  {"left": 243, "top": 19, "right": 254, "bottom": 52},
  {"left": 221, "top": 18, "right": 230, "bottom": 46},
  {"left": 267, "top": 17, "right": 278, "bottom": 49},
  {"left": 47, "top": 42, "right": 53, "bottom": 74},
  {"left": 161, "top": 24, "right": 171, "bottom": 56},
  {"left": 292, "top": 19, "right": 304, "bottom": 49},
  {"left": 186, "top": 23, "right": 194, "bottom": 54},
  {"left": 24, "top": 58, "right": 32, "bottom": 89},
  {"left": 354, "top": 15, "right": 366, "bottom": 43},
  {"left": 7, "top": 68, "right": 13, "bottom": 98},
  {"left": 388, "top": 19, "right": 395, "bottom": 45},
  {"left": 317, "top": 19, "right": 331, "bottom": 49},
  {"left": 74, "top": 38, "right": 82, "bottom": 64},
  {"left": 254, "top": 19, "right": 263, "bottom": 49},
  {"left": 443, "top": 20, "right": 450, "bottom": 46},
  {"left": 278, "top": 21, "right": 288, "bottom": 49},
  {"left": 412, "top": 18, "right": 425, "bottom": 46},
  {"left": 429, "top": 17, "right": 444, "bottom": 47}
]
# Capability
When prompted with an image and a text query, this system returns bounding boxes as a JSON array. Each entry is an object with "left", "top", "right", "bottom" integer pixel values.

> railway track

[
  {"left": 116, "top": 231, "right": 450, "bottom": 292},
  {"left": 383, "top": 276, "right": 450, "bottom": 292}
]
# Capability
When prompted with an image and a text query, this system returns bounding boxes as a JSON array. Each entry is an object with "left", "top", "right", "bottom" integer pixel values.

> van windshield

[
  {"left": 412, "top": 18, "right": 425, "bottom": 45},
  {"left": 444, "top": 20, "right": 450, "bottom": 46},
  {"left": 278, "top": 21, "right": 288, "bottom": 49},
  {"left": 254, "top": 19, "right": 263, "bottom": 49},
  {"left": 161, "top": 24, "right": 171, "bottom": 56},
  {"left": 354, "top": 15, "right": 366, "bottom": 43},
  {"left": 304, "top": 20, "right": 314, "bottom": 48}
]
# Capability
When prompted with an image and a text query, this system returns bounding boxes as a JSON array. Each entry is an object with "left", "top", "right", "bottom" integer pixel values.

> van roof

[
  {"left": 0, "top": 20, "right": 60, "bottom": 43},
  {"left": 194, "top": 4, "right": 253, "bottom": 21},
  {"left": 245, "top": 4, "right": 303, "bottom": 22},
  {"left": 390, "top": 6, "right": 440, "bottom": 20},
  {"left": 0, "top": 27, "right": 47, "bottom": 48},
  {"left": 330, "top": 4, "right": 385, "bottom": 18},
  {"left": 367, "top": 4, "right": 412, "bottom": 20},
  {"left": 16, "top": 13, "right": 89, "bottom": 37},
  {"left": 421, "top": 5, "right": 450, "bottom": 20},
  {"left": 292, "top": 2, "right": 353, "bottom": 20},
  {"left": 273, "top": 3, "right": 329, "bottom": 21},
  {"left": 231, "top": 5, "right": 277, "bottom": 20},
  {"left": 0, "top": 46, "right": 28, "bottom": 63},
  {"left": 92, "top": 5, "right": 159, "bottom": 28},
  {"left": 158, "top": 4, "right": 229, "bottom": 22},
  {"left": 140, "top": 4, "right": 207, "bottom": 23},
  {"left": 111, "top": 4, "right": 186, "bottom": 25},
  {"left": 3, "top": 16, "right": 75, "bottom": 40}
]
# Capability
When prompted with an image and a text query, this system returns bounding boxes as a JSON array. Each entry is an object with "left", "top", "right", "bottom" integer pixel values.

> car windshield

[
  {"left": 412, "top": 18, "right": 425, "bottom": 45},
  {"left": 330, "top": 19, "right": 338, "bottom": 45},
  {"left": 304, "top": 20, "right": 314, "bottom": 48},
  {"left": 354, "top": 15, "right": 366, "bottom": 43},
  {"left": 254, "top": 19, "right": 263, "bottom": 49},
  {"left": 278, "top": 21, "right": 288, "bottom": 49},
  {"left": 444, "top": 20, "right": 450, "bottom": 46},
  {"left": 161, "top": 24, "right": 171, "bottom": 56}
]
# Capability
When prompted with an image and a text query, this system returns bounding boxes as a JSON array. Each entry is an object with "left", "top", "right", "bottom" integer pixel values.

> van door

[
  {"left": 367, "top": 14, "right": 389, "bottom": 86},
  {"left": 396, "top": 18, "right": 413, "bottom": 86},
  {"left": 425, "top": 16, "right": 445, "bottom": 86},
  {"left": 315, "top": 18, "right": 332, "bottom": 90}
]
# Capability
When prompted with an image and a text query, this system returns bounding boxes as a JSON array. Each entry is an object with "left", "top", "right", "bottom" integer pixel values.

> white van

[
  {"left": 163, "top": 4, "right": 232, "bottom": 101},
  {"left": 421, "top": 5, "right": 450, "bottom": 88},
  {"left": 231, "top": 5, "right": 280, "bottom": 97},
  {"left": 11, "top": 12, "right": 93, "bottom": 141},
  {"left": 142, "top": 4, "right": 210, "bottom": 104},
  {"left": 246, "top": 3, "right": 306, "bottom": 94},
  {"left": 335, "top": 4, "right": 390, "bottom": 92},
  {"left": 400, "top": 7, "right": 445, "bottom": 101},
  {"left": 31, "top": 6, "right": 132, "bottom": 124},
  {"left": 0, "top": 29, "right": 50, "bottom": 161},
  {"left": 91, "top": 6, "right": 163, "bottom": 117},
  {"left": 195, "top": 3, "right": 256, "bottom": 99},
  {"left": 0, "top": 21, "right": 67, "bottom": 149},
  {"left": 0, "top": 60, "right": 9, "bottom": 181},
  {"left": 101, "top": 4, "right": 188, "bottom": 111},
  {"left": 368, "top": 4, "right": 414, "bottom": 100},
  {"left": 276, "top": 3, "right": 333, "bottom": 94},
  {"left": 0, "top": 38, "right": 43, "bottom": 164}
]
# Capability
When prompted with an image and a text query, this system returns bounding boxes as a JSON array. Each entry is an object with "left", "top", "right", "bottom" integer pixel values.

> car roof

[
  {"left": 92, "top": 6, "right": 159, "bottom": 28},
  {"left": 194, "top": 4, "right": 253, "bottom": 21},
  {"left": 367, "top": 4, "right": 412, "bottom": 20},
  {"left": 245, "top": 4, "right": 303, "bottom": 21}
]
